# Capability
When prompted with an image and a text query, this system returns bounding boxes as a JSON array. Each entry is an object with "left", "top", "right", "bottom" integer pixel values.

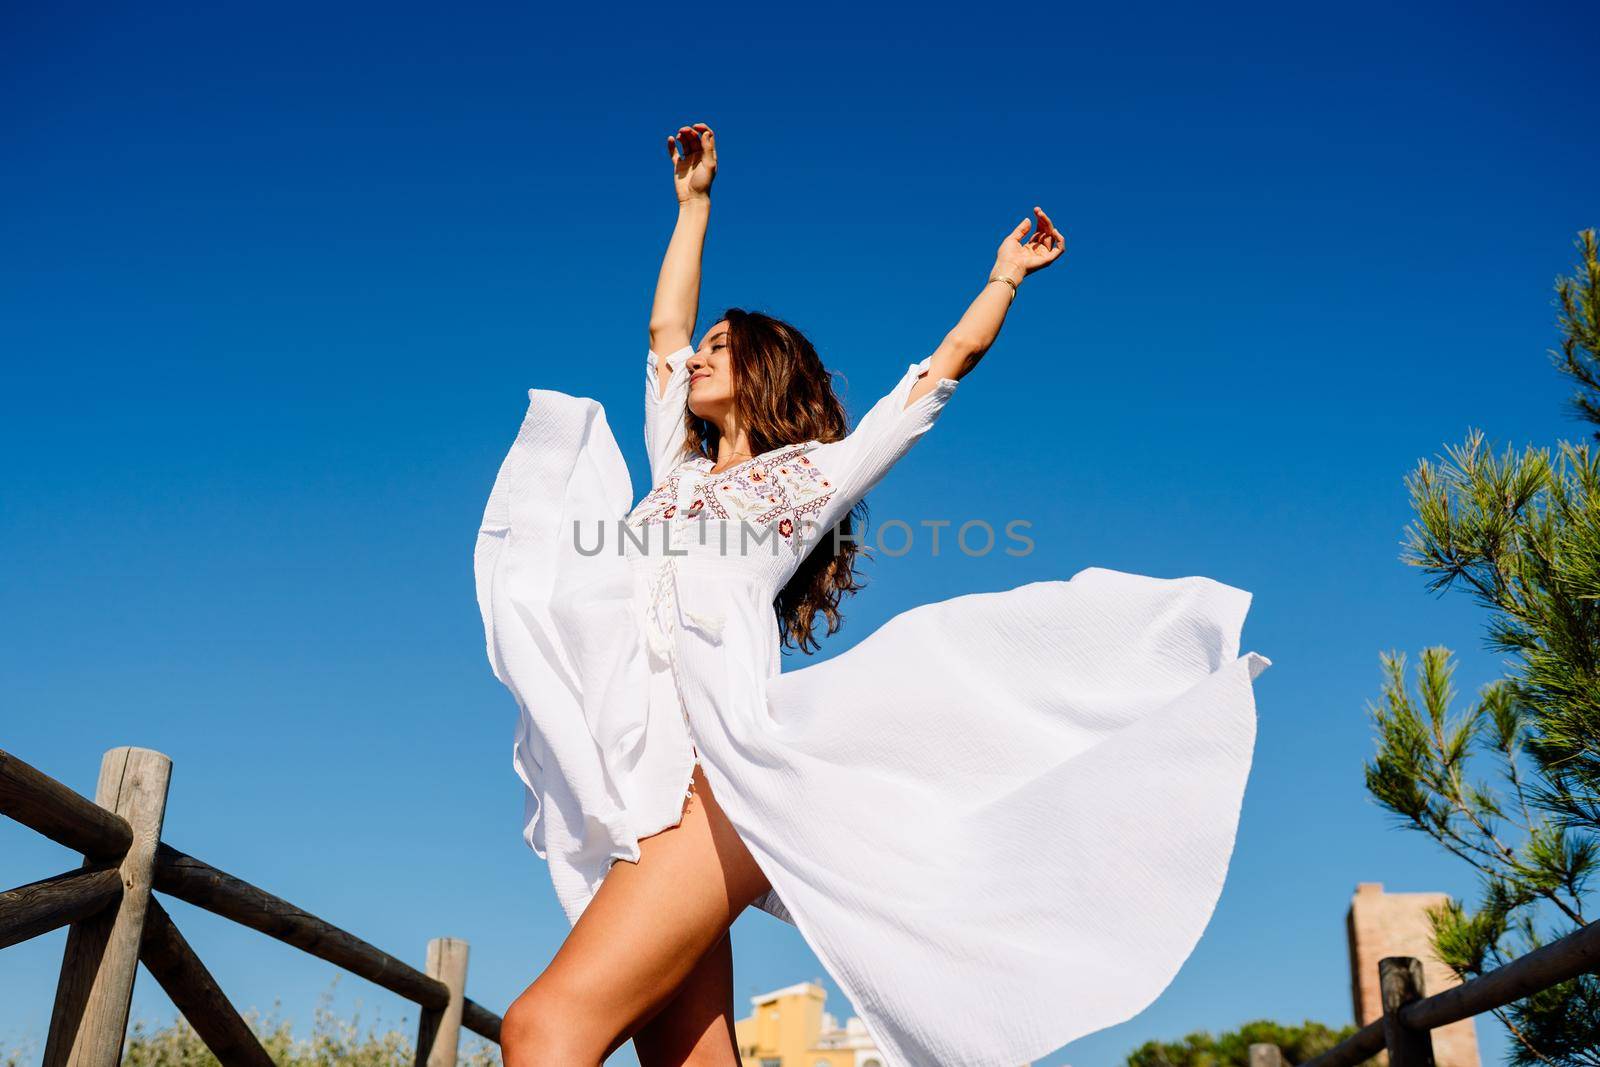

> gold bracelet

[{"left": 988, "top": 273, "right": 1019, "bottom": 296}]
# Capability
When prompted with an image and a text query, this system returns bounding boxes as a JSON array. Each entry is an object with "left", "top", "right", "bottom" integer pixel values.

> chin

[{"left": 690, "top": 400, "right": 728, "bottom": 421}]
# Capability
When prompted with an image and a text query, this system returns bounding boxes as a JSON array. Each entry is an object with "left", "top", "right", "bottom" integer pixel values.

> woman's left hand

[{"left": 993, "top": 206, "right": 1065, "bottom": 282}]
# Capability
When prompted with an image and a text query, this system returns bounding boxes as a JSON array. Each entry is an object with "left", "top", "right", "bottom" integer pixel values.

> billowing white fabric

[{"left": 474, "top": 345, "right": 1271, "bottom": 1067}]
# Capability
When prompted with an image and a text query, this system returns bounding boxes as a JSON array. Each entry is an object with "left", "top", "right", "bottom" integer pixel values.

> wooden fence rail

[
  {"left": 0, "top": 745, "right": 503, "bottom": 1067},
  {"left": 8, "top": 745, "right": 1595, "bottom": 1067},
  {"left": 1253, "top": 915, "right": 1598, "bottom": 1067}
]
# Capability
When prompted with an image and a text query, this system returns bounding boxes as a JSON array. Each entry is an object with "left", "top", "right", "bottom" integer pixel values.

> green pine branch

[{"left": 1366, "top": 230, "right": 1600, "bottom": 1067}]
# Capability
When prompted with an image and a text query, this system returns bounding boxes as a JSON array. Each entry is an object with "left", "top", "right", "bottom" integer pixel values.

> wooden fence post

[
  {"left": 415, "top": 937, "right": 470, "bottom": 1067},
  {"left": 1379, "top": 956, "right": 1435, "bottom": 1067},
  {"left": 43, "top": 747, "right": 173, "bottom": 1067},
  {"left": 1249, "top": 1042, "right": 1287, "bottom": 1067}
]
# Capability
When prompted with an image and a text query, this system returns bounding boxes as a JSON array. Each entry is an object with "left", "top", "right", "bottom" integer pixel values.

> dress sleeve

[
  {"left": 813, "top": 355, "right": 960, "bottom": 507},
  {"left": 644, "top": 344, "right": 695, "bottom": 487}
]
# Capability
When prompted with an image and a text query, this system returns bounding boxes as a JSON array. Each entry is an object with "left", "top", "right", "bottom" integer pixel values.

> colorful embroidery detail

[{"left": 626, "top": 443, "right": 834, "bottom": 540}]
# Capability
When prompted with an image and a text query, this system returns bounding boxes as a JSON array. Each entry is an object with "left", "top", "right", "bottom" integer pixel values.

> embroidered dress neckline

[{"left": 692, "top": 440, "right": 821, "bottom": 480}]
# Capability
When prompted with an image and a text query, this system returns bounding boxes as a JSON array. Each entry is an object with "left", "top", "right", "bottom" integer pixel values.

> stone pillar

[{"left": 1346, "top": 882, "right": 1479, "bottom": 1067}]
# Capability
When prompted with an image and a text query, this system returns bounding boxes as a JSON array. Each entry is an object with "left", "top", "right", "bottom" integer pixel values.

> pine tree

[
  {"left": 1556, "top": 229, "right": 1600, "bottom": 435},
  {"left": 1364, "top": 230, "right": 1600, "bottom": 1066}
]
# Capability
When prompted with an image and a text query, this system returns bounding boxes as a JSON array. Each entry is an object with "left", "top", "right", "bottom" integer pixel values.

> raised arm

[
  {"left": 647, "top": 123, "right": 718, "bottom": 396},
  {"left": 906, "top": 206, "right": 1067, "bottom": 408}
]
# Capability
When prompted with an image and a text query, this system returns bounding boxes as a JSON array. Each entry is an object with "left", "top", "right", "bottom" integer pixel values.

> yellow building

[
  {"left": 734, "top": 982, "right": 884, "bottom": 1067},
  {"left": 733, "top": 981, "right": 1033, "bottom": 1067}
]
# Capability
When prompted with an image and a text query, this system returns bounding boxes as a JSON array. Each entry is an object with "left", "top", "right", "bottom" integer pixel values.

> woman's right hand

[{"left": 667, "top": 123, "right": 717, "bottom": 203}]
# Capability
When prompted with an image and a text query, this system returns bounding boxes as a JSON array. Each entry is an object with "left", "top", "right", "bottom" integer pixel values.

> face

[{"left": 687, "top": 321, "right": 736, "bottom": 420}]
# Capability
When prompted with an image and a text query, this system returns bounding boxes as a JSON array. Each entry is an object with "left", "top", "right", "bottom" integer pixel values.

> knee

[{"left": 501, "top": 984, "right": 603, "bottom": 1067}]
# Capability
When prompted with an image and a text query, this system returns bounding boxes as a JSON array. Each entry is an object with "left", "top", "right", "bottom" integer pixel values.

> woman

[{"left": 474, "top": 122, "right": 1270, "bottom": 1067}]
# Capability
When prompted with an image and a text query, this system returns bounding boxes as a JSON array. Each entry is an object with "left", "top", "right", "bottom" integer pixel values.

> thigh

[
  {"left": 631, "top": 929, "right": 738, "bottom": 1067},
  {"left": 535, "top": 763, "right": 770, "bottom": 1060}
]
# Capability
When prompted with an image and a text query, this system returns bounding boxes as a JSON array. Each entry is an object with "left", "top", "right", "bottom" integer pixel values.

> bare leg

[
  {"left": 631, "top": 930, "right": 739, "bottom": 1067},
  {"left": 500, "top": 764, "right": 770, "bottom": 1066}
]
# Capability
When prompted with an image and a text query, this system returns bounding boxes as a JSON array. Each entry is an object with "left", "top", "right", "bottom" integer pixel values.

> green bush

[
  {"left": 1124, "top": 1018, "right": 1376, "bottom": 1067},
  {"left": 5, "top": 977, "right": 501, "bottom": 1067}
]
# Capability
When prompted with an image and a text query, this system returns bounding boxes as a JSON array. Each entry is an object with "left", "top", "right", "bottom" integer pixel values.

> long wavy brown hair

[{"left": 681, "top": 308, "right": 868, "bottom": 653}]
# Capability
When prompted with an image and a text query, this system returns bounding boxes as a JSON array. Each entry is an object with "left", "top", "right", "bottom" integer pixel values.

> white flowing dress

[{"left": 473, "top": 344, "right": 1271, "bottom": 1067}]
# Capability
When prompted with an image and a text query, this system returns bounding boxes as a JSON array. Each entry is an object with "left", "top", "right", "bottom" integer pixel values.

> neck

[{"left": 714, "top": 419, "right": 755, "bottom": 466}]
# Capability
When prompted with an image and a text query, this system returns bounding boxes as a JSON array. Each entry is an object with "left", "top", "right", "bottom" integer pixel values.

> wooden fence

[
  {"left": 0, "top": 745, "right": 504, "bottom": 1067},
  {"left": 5, "top": 743, "right": 1597, "bottom": 1067},
  {"left": 1246, "top": 917, "right": 1597, "bottom": 1067}
]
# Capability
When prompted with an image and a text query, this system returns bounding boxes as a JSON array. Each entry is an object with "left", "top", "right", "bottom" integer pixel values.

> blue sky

[{"left": 2, "top": 2, "right": 1595, "bottom": 1064}]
